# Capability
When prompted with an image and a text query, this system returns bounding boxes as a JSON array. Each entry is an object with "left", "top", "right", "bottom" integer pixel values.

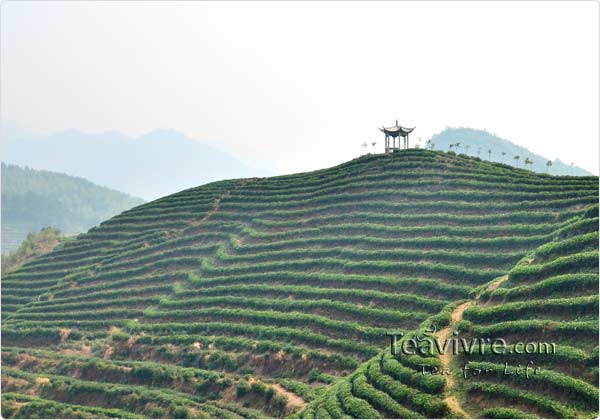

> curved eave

[{"left": 379, "top": 126, "right": 415, "bottom": 136}]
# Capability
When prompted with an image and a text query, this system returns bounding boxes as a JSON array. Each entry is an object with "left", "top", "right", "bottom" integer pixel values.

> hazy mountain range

[
  {"left": 1, "top": 123, "right": 269, "bottom": 200},
  {"left": 2, "top": 124, "right": 593, "bottom": 203},
  {"left": 429, "top": 127, "right": 592, "bottom": 176}
]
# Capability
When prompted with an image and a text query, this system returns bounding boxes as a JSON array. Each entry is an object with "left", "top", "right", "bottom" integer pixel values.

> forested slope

[{"left": 1, "top": 163, "right": 144, "bottom": 252}]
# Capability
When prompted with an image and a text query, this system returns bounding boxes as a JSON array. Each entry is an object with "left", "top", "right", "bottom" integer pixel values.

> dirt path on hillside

[
  {"left": 194, "top": 192, "right": 230, "bottom": 226},
  {"left": 485, "top": 275, "right": 509, "bottom": 295},
  {"left": 271, "top": 383, "right": 307, "bottom": 412},
  {"left": 192, "top": 179, "right": 257, "bottom": 228},
  {"left": 438, "top": 301, "right": 473, "bottom": 389},
  {"left": 437, "top": 301, "right": 472, "bottom": 418},
  {"left": 436, "top": 275, "right": 510, "bottom": 418}
]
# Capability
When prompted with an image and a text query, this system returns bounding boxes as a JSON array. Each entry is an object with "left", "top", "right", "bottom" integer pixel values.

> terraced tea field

[{"left": 1, "top": 149, "right": 598, "bottom": 418}]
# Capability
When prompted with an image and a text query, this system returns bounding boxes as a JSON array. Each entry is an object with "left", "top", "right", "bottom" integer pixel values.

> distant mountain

[
  {"left": 1, "top": 163, "right": 144, "bottom": 253},
  {"left": 1, "top": 127, "right": 268, "bottom": 200},
  {"left": 429, "top": 127, "right": 592, "bottom": 176}
]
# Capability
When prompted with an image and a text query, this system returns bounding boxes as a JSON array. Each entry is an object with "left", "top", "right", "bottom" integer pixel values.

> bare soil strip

[
  {"left": 271, "top": 383, "right": 307, "bottom": 412},
  {"left": 436, "top": 275, "right": 510, "bottom": 418}
]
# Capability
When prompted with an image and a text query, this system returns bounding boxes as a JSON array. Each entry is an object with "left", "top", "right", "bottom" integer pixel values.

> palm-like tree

[
  {"left": 449, "top": 144, "right": 454, "bottom": 152},
  {"left": 501, "top": 151, "right": 507, "bottom": 163},
  {"left": 546, "top": 160, "right": 553, "bottom": 173},
  {"left": 524, "top": 157, "right": 533, "bottom": 169},
  {"left": 431, "top": 143, "right": 436, "bottom": 150},
  {"left": 426, "top": 139, "right": 431, "bottom": 149},
  {"left": 371, "top": 141, "right": 377, "bottom": 154},
  {"left": 455, "top": 142, "right": 461, "bottom": 152},
  {"left": 514, "top": 155, "right": 520, "bottom": 167},
  {"left": 361, "top": 142, "right": 367, "bottom": 155},
  {"left": 487, "top": 149, "right": 492, "bottom": 160}
]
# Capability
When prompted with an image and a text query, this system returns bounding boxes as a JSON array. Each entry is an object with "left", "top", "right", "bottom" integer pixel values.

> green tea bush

[{"left": 336, "top": 381, "right": 381, "bottom": 419}]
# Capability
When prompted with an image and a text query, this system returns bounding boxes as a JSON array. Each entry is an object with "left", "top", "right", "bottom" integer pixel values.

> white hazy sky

[{"left": 1, "top": 1, "right": 598, "bottom": 174}]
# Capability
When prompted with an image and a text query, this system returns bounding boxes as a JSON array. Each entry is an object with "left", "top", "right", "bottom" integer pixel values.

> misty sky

[{"left": 1, "top": 1, "right": 598, "bottom": 175}]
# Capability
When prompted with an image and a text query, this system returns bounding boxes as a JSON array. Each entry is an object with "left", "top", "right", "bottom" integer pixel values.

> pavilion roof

[{"left": 379, "top": 123, "right": 415, "bottom": 137}]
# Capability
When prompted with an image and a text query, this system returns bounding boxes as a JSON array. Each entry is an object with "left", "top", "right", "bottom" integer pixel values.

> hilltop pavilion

[{"left": 379, "top": 120, "right": 415, "bottom": 153}]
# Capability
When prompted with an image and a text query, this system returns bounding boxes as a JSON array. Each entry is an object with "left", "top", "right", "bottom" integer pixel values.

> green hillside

[
  {"left": 1, "top": 149, "right": 598, "bottom": 418},
  {"left": 300, "top": 207, "right": 599, "bottom": 419},
  {"left": 1, "top": 163, "right": 144, "bottom": 253}
]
